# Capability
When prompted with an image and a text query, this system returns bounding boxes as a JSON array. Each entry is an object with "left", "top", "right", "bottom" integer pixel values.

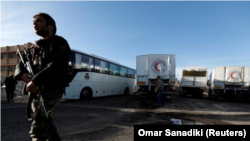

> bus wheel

[
  {"left": 80, "top": 88, "right": 92, "bottom": 100},
  {"left": 124, "top": 88, "right": 129, "bottom": 95}
]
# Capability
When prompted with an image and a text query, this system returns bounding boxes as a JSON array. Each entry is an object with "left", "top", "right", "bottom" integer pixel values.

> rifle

[{"left": 16, "top": 45, "right": 48, "bottom": 121}]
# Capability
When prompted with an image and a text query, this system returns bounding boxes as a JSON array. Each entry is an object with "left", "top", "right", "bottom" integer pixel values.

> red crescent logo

[
  {"left": 155, "top": 63, "right": 160, "bottom": 71},
  {"left": 230, "top": 72, "right": 235, "bottom": 79}
]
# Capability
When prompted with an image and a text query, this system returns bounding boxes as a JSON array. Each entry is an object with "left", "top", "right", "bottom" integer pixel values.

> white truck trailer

[
  {"left": 179, "top": 66, "right": 207, "bottom": 98},
  {"left": 136, "top": 54, "right": 176, "bottom": 98},
  {"left": 209, "top": 66, "right": 250, "bottom": 100}
]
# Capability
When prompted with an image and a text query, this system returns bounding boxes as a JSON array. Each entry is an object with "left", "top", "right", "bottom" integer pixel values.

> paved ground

[{"left": 1, "top": 92, "right": 250, "bottom": 141}]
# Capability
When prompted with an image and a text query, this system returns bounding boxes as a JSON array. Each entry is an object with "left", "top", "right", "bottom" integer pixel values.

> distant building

[
  {"left": 1, "top": 43, "right": 33, "bottom": 80},
  {"left": 1, "top": 43, "right": 33, "bottom": 95}
]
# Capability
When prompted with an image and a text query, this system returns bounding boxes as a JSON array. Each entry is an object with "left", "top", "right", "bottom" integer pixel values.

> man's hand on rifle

[
  {"left": 20, "top": 73, "right": 39, "bottom": 93},
  {"left": 26, "top": 81, "right": 39, "bottom": 93},
  {"left": 21, "top": 73, "right": 32, "bottom": 83}
]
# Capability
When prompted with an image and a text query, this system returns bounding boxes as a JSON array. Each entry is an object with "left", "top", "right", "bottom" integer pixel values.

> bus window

[
  {"left": 133, "top": 70, "right": 136, "bottom": 78},
  {"left": 75, "top": 53, "right": 94, "bottom": 71},
  {"left": 100, "top": 60, "right": 108, "bottom": 74},
  {"left": 75, "top": 53, "right": 82, "bottom": 69},
  {"left": 81, "top": 55, "right": 89, "bottom": 70},
  {"left": 69, "top": 51, "right": 76, "bottom": 68},
  {"left": 128, "top": 69, "right": 133, "bottom": 78},
  {"left": 109, "top": 63, "right": 119, "bottom": 76},
  {"left": 116, "top": 66, "right": 120, "bottom": 76},
  {"left": 81, "top": 54, "right": 94, "bottom": 71},
  {"left": 120, "top": 67, "right": 127, "bottom": 77},
  {"left": 95, "top": 59, "right": 101, "bottom": 73},
  {"left": 109, "top": 63, "right": 115, "bottom": 75},
  {"left": 69, "top": 51, "right": 75, "bottom": 64},
  {"left": 89, "top": 58, "right": 94, "bottom": 71}
]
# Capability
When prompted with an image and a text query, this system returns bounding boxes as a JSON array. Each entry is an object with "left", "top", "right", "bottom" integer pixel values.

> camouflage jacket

[{"left": 15, "top": 35, "right": 71, "bottom": 92}]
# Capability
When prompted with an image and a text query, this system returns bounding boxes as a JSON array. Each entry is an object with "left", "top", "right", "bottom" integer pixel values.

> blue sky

[{"left": 1, "top": 1, "right": 250, "bottom": 80}]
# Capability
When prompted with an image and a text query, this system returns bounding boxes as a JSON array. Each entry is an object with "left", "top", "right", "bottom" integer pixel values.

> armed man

[{"left": 14, "top": 13, "right": 71, "bottom": 141}]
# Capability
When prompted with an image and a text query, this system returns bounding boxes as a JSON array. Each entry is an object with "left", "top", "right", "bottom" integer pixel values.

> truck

[
  {"left": 179, "top": 66, "right": 207, "bottom": 98},
  {"left": 136, "top": 54, "right": 176, "bottom": 99},
  {"left": 208, "top": 66, "right": 250, "bottom": 100}
]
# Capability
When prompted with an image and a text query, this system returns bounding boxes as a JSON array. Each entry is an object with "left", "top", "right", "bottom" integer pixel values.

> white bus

[{"left": 62, "top": 49, "right": 137, "bottom": 100}]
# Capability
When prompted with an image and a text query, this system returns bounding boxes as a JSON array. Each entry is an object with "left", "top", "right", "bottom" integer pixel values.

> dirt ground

[{"left": 1, "top": 91, "right": 250, "bottom": 141}]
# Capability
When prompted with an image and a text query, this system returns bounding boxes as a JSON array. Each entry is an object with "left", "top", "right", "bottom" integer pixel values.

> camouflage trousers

[{"left": 29, "top": 89, "right": 64, "bottom": 141}]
